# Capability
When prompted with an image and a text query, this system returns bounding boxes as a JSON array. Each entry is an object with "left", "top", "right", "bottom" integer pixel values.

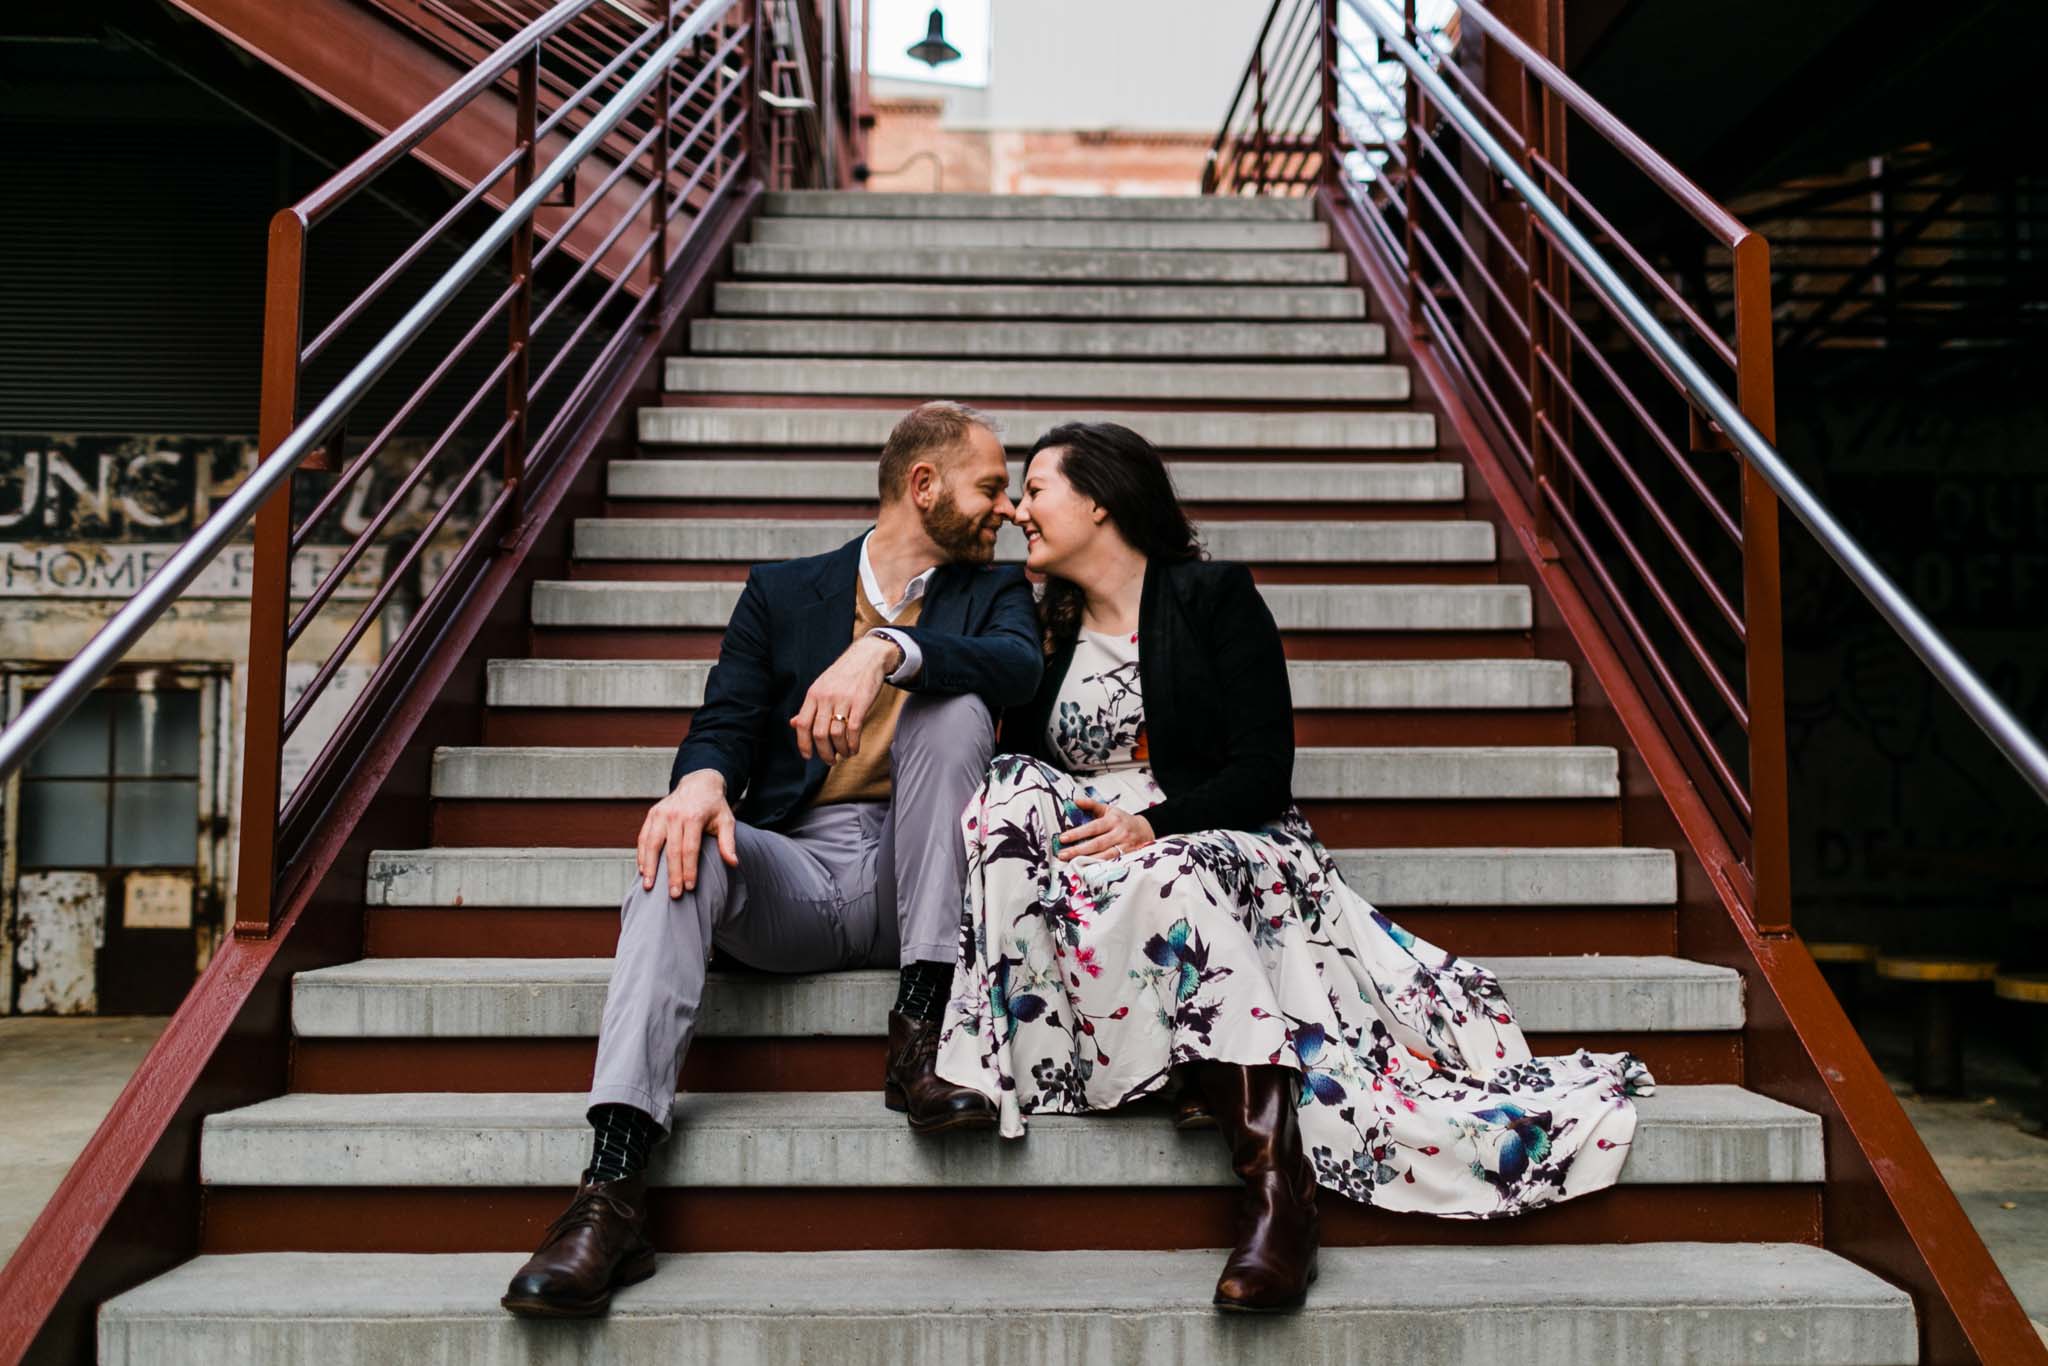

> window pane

[
  {"left": 114, "top": 690, "right": 201, "bottom": 776},
  {"left": 25, "top": 693, "right": 111, "bottom": 777},
  {"left": 20, "top": 781, "right": 109, "bottom": 866},
  {"left": 111, "top": 781, "right": 197, "bottom": 866}
]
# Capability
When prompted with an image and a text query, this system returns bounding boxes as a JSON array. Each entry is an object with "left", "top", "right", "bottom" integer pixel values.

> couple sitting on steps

[{"left": 501, "top": 401, "right": 1655, "bottom": 1319}]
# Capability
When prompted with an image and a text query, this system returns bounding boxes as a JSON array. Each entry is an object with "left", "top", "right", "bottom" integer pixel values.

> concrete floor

[
  {"left": 0, "top": 1015, "right": 168, "bottom": 1263},
  {"left": 1, "top": 1014, "right": 2045, "bottom": 1335}
]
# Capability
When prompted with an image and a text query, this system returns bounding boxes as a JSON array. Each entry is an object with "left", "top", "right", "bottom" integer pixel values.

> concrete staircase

[{"left": 99, "top": 191, "right": 1917, "bottom": 1363}]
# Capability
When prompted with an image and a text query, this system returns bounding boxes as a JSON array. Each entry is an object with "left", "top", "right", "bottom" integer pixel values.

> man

[{"left": 502, "top": 401, "right": 1040, "bottom": 1318}]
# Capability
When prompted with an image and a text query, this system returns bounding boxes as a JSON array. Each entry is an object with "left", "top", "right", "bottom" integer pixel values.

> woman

[{"left": 935, "top": 422, "right": 1653, "bottom": 1312}]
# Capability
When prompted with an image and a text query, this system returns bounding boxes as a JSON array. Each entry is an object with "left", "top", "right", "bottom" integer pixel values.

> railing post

[
  {"left": 1318, "top": 0, "right": 1340, "bottom": 193},
  {"left": 1733, "top": 230, "right": 1793, "bottom": 937},
  {"left": 1518, "top": 68, "right": 1556, "bottom": 549},
  {"left": 1248, "top": 49, "right": 1270, "bottom": 196},
  {"left": 746, "top": 0, "right": 770, "bottom": 182},
  {"left": 502, "top": 44, "right": 539, "bottom": 546},
  {"left": 651, "top": 0, "right": 677, "bottom": 312},
  {"left": 232, "top": 210, "right": 307, "bottom": 940},
  {"left": 1400, "top": 0, "right": 1422, "bottom": 339}
]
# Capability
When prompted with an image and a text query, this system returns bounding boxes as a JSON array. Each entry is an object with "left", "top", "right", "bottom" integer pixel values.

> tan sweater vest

[{"left": 810, "top": 594, "right": 924, "bottom": 807}]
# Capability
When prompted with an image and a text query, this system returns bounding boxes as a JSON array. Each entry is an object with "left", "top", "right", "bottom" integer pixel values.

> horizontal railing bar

[
  {"left": 1411, "top": 25, "right": 1530, "bottom": 156},
  {"left": 281, "top": 427, "right": 511, "bottom": 741},
  {"left": 1204, "top": 0, "right": 1292, "bottom": 167},
  {"left": 1346, "top": 0, "right": 2048, "bottom": 803},
  {"left": 1414, "top": 277, "right": 1535, "bottom": 472},
  {"left": 0, "top": 0, "right": 741, "bottom": 783},
  {"left": 1542, "top": 482, "right": 1752, "bottom": 813},
  {"left": 1534, "top": 373, "right": 1750, "bottom": 658},
  {"left": 277, "top": 162, "right": 747, "bottom": 830},
  {"left": 530, "top": 192, "right": 712, "bottom": 457},
  {"left": 1529, "top": 151, "right": 1738, "bottom": 371},
  {"left": 291, "top": 280, "right": 524, "bottom": 556},
  {"left": 529, "top": 35, "right": 745, "bottom": 272},
  {"left": 300, "top": 143, "right": 527, "bottom": 367},
  {"left": 532, "top": 14, "right": 668, "bottom": 142},
  {"left": 1533, "top": 282, "right": 1745, "bottom": 550},
  {"left": 531, "top": 119, "right": 745, "bottom": 390},
  {"left": 1438, "top": 0, "right": 1747, "bottom": 248},
  {"left": 298, "top": 0, "right": 610, "bottom": 226},
  {"left": 1335, "top": 93, "right": 1408, "bottom": 170},
  {"left": 1402, "top": 115, "right": 1532, "bottom": 277},
  {"left": 1413, "top": 230, "right": 1534, "bottom": 402},
  {"left": 285, "top": 346, "right": 521, "bottom": 645},
  {"left": 1417, "top": 184, "right": 1531, "bottom": 335}
]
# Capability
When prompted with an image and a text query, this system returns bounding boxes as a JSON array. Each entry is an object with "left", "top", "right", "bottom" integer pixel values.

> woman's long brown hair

[{"left": 1026, "top": 422, "right": 1203, "bottom": 655}]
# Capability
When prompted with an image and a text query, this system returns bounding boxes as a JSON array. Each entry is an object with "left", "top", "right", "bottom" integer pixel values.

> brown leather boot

[
  {"left": 1173, "top": 1067, "right": 1216, "bottom": 1130},
  {"left": 1198, "top": 1062, "right": 1320, "bottom": 1312},
  {"left": 884, "top": 1010, "right": 997, "bottom": 1134},
  {"left": 500, "top": 1170, "right": 658, "bottom": 1317}
]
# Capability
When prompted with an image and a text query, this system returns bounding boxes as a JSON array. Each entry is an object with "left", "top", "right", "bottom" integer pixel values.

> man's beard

[{"left": 923, "top": 488, "right": 999, "bottom": 564}]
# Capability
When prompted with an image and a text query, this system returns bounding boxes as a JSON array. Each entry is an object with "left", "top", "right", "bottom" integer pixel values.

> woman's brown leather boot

[{"left": 1197, "top": 1062, "right": 1319, "bottom": 1312}]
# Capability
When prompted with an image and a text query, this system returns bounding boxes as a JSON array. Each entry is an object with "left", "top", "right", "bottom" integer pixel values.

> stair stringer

[
  {"left": 163, "top": 0, "right": 664, "bottom": 288},
  {"left": 1316, "top": 193, "right": 2044, "bottom": 1366}
]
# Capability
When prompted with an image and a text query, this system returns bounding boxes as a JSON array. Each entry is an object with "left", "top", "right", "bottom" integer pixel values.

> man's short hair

[{"left": 877, "top": 401, "right": 998, "bottom": 502}]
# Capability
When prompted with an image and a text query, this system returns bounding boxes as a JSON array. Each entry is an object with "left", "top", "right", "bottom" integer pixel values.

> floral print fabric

[{"left": 935, "top": 628, "right": 1655, "bottom": 1218}]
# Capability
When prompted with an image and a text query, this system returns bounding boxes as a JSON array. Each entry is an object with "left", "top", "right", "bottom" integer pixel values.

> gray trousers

[{"left": 588, "top": 691, "right": 993, "bottom": 1128}]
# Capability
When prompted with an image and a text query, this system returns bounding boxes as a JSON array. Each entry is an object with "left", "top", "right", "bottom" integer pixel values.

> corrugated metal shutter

[{"left": 0, "top": 122, "right": 273, "bottom": 434}]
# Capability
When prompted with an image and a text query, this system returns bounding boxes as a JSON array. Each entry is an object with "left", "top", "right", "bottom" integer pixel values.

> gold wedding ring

[{"left": 831, "top": 712, "right": 847, "bottom": 723}]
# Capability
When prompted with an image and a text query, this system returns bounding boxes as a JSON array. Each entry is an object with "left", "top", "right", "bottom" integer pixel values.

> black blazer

[
  {"left": 1001, "top": 557, "right": 1294, "bottom": 838},
  {"left": 672, "top": 533, "right": 1043, "bottom": 831}
]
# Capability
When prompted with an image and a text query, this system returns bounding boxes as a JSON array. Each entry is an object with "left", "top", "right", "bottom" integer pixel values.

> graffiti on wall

[{"left": 0, "top": 434, "right": 493, "bottom": 598}]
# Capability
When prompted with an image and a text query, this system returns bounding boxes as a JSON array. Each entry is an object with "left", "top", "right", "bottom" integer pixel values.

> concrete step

[
  {"left": 712, "top": 281, "right": 1368, "bottom": 319},
  {"left": 290, "top": 955, "right": 1741, "bottom": 1038},
  {"left": 734, "top": 243, "right": 1350, "bottom": 284},
  {"left": 483, "top": 658, "right": 1568, "bottom": 711},
  {"left": 530, "top": 580, "right": 1533, "bottom": 633},
  {"left": 200, "top": 1086, "right": 1818, "bottom": 1189},
  {"left": 571, "top": 518, "right": 1495, "bottom": 565},
  {"left": 663, "top": 357, "right": 1410, "bottom": 402},
  {"left": 751, "top": 217, "right": 1332, "bottom": 251},
  {"left": 102, "top": 1245, "right": 1915, "bottom": 1365},
  {"left": 365, "top": 845, "right": 1676, "bottom": 910},
  {"left": 690, "top": 317, "right": 1387, "bottom": 359},
  {"left": 428, "top": 744, "right": 1617, "bottom": 802},
  {"left": 637, "top": 404, "right": 1436, "bottom": 450},
  {"left": 606, "top": 457, "right": 1458, "bottom": 504},
  {"left": 764, "top": 189, "right": 1323, "bottom": 220}
]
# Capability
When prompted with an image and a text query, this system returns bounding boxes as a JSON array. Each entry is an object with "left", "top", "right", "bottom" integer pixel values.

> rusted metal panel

[{"left": 12, "top": 870, "right": 100, "bottom": 1014}]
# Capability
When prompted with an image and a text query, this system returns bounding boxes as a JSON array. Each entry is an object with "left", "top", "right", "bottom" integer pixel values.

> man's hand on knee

[{"left": 636, "top": 770, "right": 738, "bottom": 897}]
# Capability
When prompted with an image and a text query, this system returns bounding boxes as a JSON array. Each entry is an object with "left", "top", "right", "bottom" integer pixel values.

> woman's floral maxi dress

[{"left": 935, "top": 626, "right": 1656, "bottom": 1218}]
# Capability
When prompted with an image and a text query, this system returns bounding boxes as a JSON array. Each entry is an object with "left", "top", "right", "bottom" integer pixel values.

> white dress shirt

[{"left": 859, "top": 531, "right": 931, "bottom": 685}]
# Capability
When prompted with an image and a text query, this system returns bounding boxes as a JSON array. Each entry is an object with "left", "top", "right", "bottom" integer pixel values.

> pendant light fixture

[{"left": 907, "top": 8, "right": 962, "bottom": 67}]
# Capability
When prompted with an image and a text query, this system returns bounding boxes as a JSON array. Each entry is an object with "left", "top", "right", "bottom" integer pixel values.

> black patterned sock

[
  {"left": 894, "top": 959, "right": 955, "bottom": 1022},
  {"left": 587, "top": 1103, "right": 662, "bottom": 1184}
]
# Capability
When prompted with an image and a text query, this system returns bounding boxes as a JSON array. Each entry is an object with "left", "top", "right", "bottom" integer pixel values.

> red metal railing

[
  {"left": 233, "top": 0, "right": 864, "bottom": 938},
  {"left": 1209, "top": 0, "right": 1793, "bottom": 936},
  {"left": 0, "top": 1, "right": 863, "bottom": 1353},
  {"left": 1205, "top": 5, "right": 2048, "bottom": 1360}
]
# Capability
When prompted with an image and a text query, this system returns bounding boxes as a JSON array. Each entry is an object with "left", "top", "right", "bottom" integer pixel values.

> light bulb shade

[{"left": 907, "top": 8, "right": 962, "bottom": 66}]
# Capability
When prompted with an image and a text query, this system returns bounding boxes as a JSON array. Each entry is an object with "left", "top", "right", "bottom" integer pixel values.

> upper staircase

[{"left": 93, "top": 191, "right": 1921, "bottom": 1363}]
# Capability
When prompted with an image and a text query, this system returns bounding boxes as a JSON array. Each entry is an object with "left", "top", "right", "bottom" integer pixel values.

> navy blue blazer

[{"left": 671, "top": 533, "right": 1043, "bottom": 831}]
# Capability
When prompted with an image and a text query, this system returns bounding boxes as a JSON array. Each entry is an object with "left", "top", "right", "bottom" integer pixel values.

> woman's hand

[{"left": 1057, "top": 795, "right": 1154, "bottom": 861}]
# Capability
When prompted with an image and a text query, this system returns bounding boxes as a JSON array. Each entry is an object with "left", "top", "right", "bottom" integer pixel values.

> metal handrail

[
  {"left": 0, "top": 0, "right": 740, "bottom": 784},
  {"left": 1340, "top": 0, "right": 2048, "bottom": 801}
]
